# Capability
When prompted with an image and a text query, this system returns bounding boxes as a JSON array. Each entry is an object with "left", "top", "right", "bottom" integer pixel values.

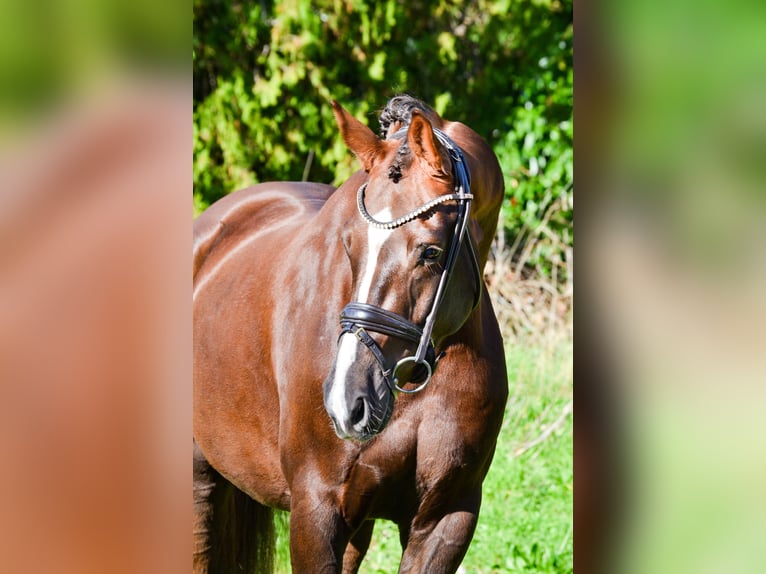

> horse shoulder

[{"left": 413, "top": 302, "right": 508, "bottom": 484}]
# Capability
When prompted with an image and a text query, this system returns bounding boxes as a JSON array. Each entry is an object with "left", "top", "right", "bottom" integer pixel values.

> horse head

[{"left": 322, "top": 101, "right": 483, "bottom": 441}]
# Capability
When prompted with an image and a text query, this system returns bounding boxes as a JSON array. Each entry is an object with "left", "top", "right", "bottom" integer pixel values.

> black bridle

[{"left": 339, "top": 128, "right": 481, "bottom": 394}]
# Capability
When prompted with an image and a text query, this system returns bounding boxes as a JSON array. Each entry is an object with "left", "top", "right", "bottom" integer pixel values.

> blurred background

[
  {"left": 579, "top": 1, "right": 766, "bottom": 573},
  {"left": 0, "top": 0, "right": 189, "bottom": 573}
]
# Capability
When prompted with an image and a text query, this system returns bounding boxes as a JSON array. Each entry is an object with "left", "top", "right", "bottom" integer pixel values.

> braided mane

[
  {"left": 378, "top": 96, "right": 441, "bottom": 183},
  {"left": 378, "top": 95, "right": 438, "bottom": 138}
]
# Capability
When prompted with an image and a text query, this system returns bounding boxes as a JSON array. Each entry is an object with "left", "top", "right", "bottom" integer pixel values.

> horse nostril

[{"left": 349, "top": 398, "right": 366, "bottom": 427}]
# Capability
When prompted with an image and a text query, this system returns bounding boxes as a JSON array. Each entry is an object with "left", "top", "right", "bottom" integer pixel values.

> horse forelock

[
  {"left": 379, "top": 139, "right": 455, "bottom": 202},
  {"left": 387, "top": 141, "right": 410, "bottom": 183},
  {"left": 378, "top": 97, "right": 458, "bottom": 190}
]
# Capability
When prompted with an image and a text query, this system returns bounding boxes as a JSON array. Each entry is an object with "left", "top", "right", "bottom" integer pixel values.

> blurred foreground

[
  {"left": 0, "top": 77, "right": 190, "bottom": 573},
  {"left": 578, "top": 1, "right": 766, "bottom": 572},
  {"left": 0, "top": 0, "right": 189, "bottom": 567}
]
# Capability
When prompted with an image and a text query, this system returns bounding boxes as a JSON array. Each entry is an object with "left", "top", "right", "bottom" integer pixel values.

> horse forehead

[
  {"left": 352, "top": 196, "right": 452, "bottom": 253},
  {"left": 365, "top": 158, "right": 453, "bottom": 208}
]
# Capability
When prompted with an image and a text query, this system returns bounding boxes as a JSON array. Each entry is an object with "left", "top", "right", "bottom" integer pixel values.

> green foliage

[{"left": 193, "top": 0, "right": 573, "bottom": 256}]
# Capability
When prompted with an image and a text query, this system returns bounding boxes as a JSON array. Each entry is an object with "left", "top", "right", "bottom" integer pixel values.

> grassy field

[{"left": 274, "top": 339, "right": 573, "bottom": 573}]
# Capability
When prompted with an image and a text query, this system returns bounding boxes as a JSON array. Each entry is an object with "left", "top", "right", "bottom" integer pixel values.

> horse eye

[{"left": 422, "top": 246, "right": 443, "bottom": 261}]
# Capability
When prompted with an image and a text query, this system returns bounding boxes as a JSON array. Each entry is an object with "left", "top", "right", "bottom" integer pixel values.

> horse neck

[{"left": 441, "top": 121, "right": 505, "bottom": 269}]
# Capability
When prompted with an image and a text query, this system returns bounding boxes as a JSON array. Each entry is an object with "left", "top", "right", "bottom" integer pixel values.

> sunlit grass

[{"left": 460, "top": 340, "right": 573, "bottom": 573}]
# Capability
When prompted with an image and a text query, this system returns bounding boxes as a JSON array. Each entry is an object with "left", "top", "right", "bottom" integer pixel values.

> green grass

[
  {"left": 275, "top": 340, "right": 573, "bottom": 573},
  {"left": 461, "top": 341, "right": 573, "bottom": 573}
]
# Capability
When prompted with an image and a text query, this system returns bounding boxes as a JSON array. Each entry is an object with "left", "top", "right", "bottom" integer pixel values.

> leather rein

[{"left": 339, "top": 127, "right": 481, "bottom": 394}]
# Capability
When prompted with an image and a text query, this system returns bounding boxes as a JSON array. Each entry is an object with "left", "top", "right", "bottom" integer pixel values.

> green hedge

[{"left": 193, "top": 0, "right": 572, "bottom": 256}]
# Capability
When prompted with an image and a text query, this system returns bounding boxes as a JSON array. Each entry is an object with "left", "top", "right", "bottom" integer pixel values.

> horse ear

[
  {"left": 407, "top": 110, "right": 449, "bottom": 178},
  {"left": 331, "top": 100, "right": 383, "bottom": 172}
]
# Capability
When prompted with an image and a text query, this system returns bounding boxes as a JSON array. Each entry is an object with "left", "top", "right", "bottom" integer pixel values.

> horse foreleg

[
  {"left": 397, "top": 497, "right": 480, "bottom": 574},
  {"left": 341, "top": 519, "right": 375, "bottom": 574},
  {"left": 288, "top": 498, "right": 352, "bottom": 574}
]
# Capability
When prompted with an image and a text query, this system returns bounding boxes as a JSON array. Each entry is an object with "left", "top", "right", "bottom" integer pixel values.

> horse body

[{"left": 194, "top": 97, "right": 508, "bottom": 573}]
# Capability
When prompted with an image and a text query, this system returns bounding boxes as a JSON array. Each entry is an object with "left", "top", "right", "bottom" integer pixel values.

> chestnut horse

[{"left": 193, "top": 96, "right": 508, "bottom": 573}]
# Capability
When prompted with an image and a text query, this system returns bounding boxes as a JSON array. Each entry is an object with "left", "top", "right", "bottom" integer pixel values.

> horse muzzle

[{"left": 322, "top": 353, "right": 395, "bottom": 442}]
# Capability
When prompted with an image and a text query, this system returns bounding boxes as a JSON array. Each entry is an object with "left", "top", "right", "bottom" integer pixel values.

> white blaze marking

[
  {"left": 328, "top": 333, "right": 358, "bottom": 435},
  {"left": 357, "top": 209, "right": 393, "bottom": 304},
  {"left": 328, "top": 209, "right": 393, "bottom": 432}
]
